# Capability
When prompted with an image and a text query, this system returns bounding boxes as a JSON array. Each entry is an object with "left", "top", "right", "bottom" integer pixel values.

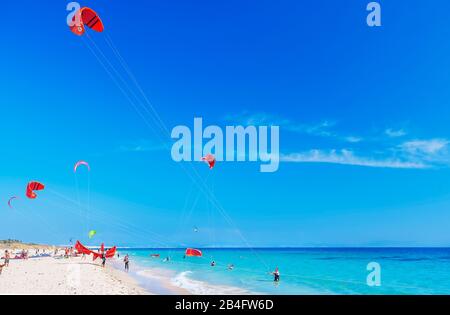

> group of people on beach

[
  {"left": 0, "top": 246, "right": 133, "bottom": 277},
  {"left": 1, "top": 247, "right": 59, "bottom": 275},
  {"left": 0, "top": 249, "right": 33, "bottom": 275},
  {"left": 52, "top": 245, "right": 131, "bottom": 273},
  {"left": 63, "top": 247, "right": 75, "bottom": 258}
]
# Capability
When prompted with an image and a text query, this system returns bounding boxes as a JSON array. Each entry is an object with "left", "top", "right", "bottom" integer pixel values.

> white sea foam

[
  {"left": 171, "top": 271, "right": 254, "bottom": 295},
  {"left": 136, "top": 268, "right": 175, "bottom": 280},
  {"left": 111, "top": 258, "right": 257, "bottom": 295}
]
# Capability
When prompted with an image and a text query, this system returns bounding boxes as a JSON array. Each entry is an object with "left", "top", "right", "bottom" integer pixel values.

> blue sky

[{"left": 1, "top": 0, "right": 450, "bottom": 247}]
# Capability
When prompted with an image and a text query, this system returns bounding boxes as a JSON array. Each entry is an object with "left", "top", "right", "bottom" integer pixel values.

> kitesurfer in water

[{"left": 211, "top": 261, "right": 216, "bottom": 267}]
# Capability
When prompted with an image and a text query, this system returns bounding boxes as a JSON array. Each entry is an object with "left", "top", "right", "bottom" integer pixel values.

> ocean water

[{"left": 114, "top": 248, "right": 450, "bottom": 295}]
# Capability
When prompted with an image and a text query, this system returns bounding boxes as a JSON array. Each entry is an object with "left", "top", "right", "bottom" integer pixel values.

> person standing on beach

[
  {"left": 101, "top": 252, "right": 106, "bottom": 268},
  {"left": 4, "top": 250, "right": 10, "bottom": 267},
  {"left": 124, "top": 254, "right": 129, "bottom": 272}
]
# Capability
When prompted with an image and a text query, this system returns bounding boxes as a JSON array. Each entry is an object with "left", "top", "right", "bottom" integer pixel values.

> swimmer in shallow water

[{"left": 272, "top": 267, "right": 280, "bottom": 282}]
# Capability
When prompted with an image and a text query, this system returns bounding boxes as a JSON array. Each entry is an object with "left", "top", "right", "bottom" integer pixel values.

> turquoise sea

[{"left": 114, "top": 248, "right": 450, "bottom": 295}]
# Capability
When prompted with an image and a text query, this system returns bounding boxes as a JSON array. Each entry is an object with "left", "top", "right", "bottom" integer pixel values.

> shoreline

[
  {"left": 0, "top": 245, "right": 250, "bottom": 295},
  {"left": 109, "top": 257, "right": 190, "bottom": 295},
  {"left": 114, "top": 253, "right": 256, "bottom": 295}
]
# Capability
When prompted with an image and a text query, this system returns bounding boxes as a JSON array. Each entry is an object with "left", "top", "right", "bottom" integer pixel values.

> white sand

[{"left": 0, "top": 255, "right": 150, "bottom": 295}]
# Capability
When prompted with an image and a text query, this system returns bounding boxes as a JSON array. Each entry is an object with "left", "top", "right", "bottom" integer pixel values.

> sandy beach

[{"left": 0, "top": 249, "right": 150, "bottom": 295}]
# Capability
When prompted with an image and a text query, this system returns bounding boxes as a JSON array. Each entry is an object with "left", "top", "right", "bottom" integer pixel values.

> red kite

[
  {"left": 185, "top": 248, "right": 202, "bottom": 257},
  {"left": 70, "top": 7, "right": 104, "bottom": 36},
  {"left": 201, "top": 154, "right": 216, "bottom": 169},
  {"left": 75, "top": 241, "right": 116, "bottom": 261},
  {"left": 26, "top": 182, "right": 45, "bottom": 199}
]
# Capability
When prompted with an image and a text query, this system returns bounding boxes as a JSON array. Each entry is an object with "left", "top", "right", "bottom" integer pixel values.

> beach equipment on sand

[
  {"left": 74, "top": 161, "right": 90, "bottom": 173},
  {"left": 70, "top": 7, "right": 104, "bottom": 36},
  {"left": 185, "top": 248, "right": 203, "bottom": 257},
  {"left": 201, "top": 154, "right": 216, "bottom": 169},
  {"left": 88, "top": 230, "right": 97, "bottom": 239},
  {"left": 26, "top": 181, "right": 45, "bottom": 199},
  {"left": 75, "top": 241, "right": 116, "bottom": 261}
]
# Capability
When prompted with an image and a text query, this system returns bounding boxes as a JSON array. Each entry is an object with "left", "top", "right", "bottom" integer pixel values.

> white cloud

[
  {"left": 118, "top": 139, "right": 166, "bottom": 152},
  {"left": 226, "top": 112, "right": 359, "bottom": 142},
  {"left": 281, "top": 149, "right": 428, "bottom": 169},
  {"left": 399, "top": 139, "right": 449, "bottom": 155},
  {"left": 344, "top": 136, "right": 363, "bottom": 143},
  {"left": 282, "top": 138, "right": 450, "bottom": 169},
  {"left": 296, "top": 120, "right": 336, "bottom": 137},
  {"left": 385, "top": 128, "right": 407, "bottom": 138},
  {"left": 228, "top": 112, "right": 290, "bottom": 127},
  {"left": 227, "top": 112, "right": 450, "bottom": 170}
]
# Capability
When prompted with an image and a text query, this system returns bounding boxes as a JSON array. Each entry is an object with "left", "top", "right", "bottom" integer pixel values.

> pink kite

[
  {"left": 8, "top": 197, "right": 18, "bottom": 209},
  {"left": 201, "top": 154, "right": 216, "bottom": 169},
  {"left": 74, "top": 161, "right": 90, "bottom": 173}
]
